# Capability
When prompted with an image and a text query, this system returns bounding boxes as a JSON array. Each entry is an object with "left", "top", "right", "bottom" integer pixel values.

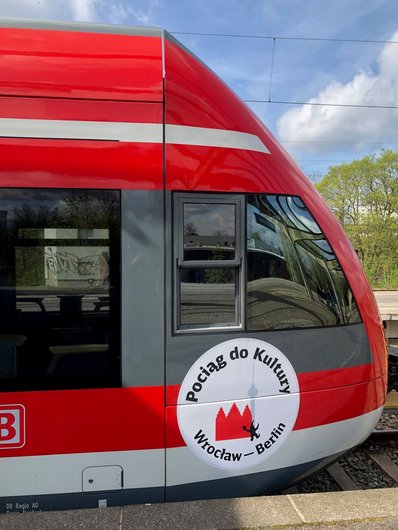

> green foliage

[
  {"left": 204, "top": 250, "right": 234, "bottom": 284},
  {"left": 15, "top": 247, "right": 45, "bottom": 287},
  {"left": 61, "top": 191, "right": 120, "bottom": 229},
  {"left": 13, "top": 191, "right": 119, "bottom": 230},
  {"left": 316, "top": 149, "right": 398, "bottom": 289}
]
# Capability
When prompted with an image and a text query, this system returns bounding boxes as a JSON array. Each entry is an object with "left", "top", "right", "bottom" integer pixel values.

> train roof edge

[{"left": 0, "top": 17, "right": 162, "bottom": 36}]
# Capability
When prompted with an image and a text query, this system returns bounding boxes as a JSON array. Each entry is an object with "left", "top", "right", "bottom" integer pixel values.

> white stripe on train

[
  {"left": 0, "top": 407, "right": 382, "bottom": 497},
  {"left": 0, "top": 118, "right": 270, "bottom": 154},
  {"left": 167, "top": 406, "right": 383, "bottom": 486}
]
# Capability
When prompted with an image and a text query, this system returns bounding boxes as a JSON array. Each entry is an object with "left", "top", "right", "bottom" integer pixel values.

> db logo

[{"left": 0, "top": 405, "right": 25, "bottom": 449}]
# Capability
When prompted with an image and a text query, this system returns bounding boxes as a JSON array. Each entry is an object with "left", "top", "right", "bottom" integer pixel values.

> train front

[{"left": 163, "top": 32, "right": 387, "bottom": 500}]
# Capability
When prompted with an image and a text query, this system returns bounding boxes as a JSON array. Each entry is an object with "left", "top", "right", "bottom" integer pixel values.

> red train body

[{"left": 0, "top": 20, "right": 387, "bottom": 512}]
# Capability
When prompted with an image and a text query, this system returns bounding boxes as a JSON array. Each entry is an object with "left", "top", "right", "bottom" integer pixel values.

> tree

[
  {"left": 184, "top": 222, "right": 198, "bottom": 236},
  {"left": 316, "top": 149, "right": 398, "bottom": 288}
]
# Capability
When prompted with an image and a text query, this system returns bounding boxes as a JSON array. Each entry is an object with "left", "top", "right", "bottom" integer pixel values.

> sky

[{"left": 2, "top": 0, "right": 398, "bottom": 181}]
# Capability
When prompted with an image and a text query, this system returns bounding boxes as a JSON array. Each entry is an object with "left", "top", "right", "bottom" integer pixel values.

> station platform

[
  {"left": 1, "top": 488, "right": 398, "bottom": 530},
  {"left": 386, "top": 390, "right": 398, "bottom": 408}
]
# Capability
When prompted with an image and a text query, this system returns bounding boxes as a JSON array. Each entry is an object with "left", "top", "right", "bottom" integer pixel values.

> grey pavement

[
  {"left": 374, "top": 291, "right": 398, "bottom": 317},
  {"left": 1, "top": 488, "right": 398, "bottom": 530},
  {"left": 374, "top": 291, "right": 398, "bottom": 307},
  {"left": 283, "top": 522, "right": 398, "bottom": 530}
]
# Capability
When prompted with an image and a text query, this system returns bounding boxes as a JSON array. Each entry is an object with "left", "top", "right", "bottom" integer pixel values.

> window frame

[{"left": 174, "top": 193, "right": 245, "bottom": 333}]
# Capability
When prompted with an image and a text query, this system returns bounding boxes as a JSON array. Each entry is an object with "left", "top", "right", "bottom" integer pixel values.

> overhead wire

[
  {"left": 170, "top": 29, "right": 398, "bottom": 176},
  {"left": 170, "top": 31, "right": 398, "bottom": 45},
  {"left": 171, "top": 30, "right": 398, "bottom": 110},
  {"left": 244, "top": 100, "right": 398, "bottom": 110},
  {"left": 280, "top": 140, "right": 398, "bottom": 144}
]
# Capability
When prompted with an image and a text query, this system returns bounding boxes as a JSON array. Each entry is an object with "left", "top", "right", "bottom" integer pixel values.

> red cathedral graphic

[{"left": 215, "top": 403, "right": 253, "bottom": 441}]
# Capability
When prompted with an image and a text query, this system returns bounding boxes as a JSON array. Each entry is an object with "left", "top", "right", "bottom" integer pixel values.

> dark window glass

[
  {"left": 176, "top": 196, "right": 241, "bottom": 331},
  {"left": 330, "top": 266, "right": 361, "bottom": 323},
  {"left": 267, "top": 195, "right": 323, "bottom": 234},
  {"left": 180, "top": 268, "right": 236, "bottom": 326},
  {"left": 0, "top": 188, "right": 120, "bottom": 391},
  {"left": 295, "top": 239, "right": 341, "bottom": 323},
  {"left": 247, "top": 195, "right": 360, "bottom": 330},
  {"left": 296, "top": 239, "right": 360, "bottom": 324},
  {"left": 183, "top": 203, "right": 236, "bottom": 261}
]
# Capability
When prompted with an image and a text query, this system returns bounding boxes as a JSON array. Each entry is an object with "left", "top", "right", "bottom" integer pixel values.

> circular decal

[{"left": 177, "top": 338, "right": 300, "bottom": 470}]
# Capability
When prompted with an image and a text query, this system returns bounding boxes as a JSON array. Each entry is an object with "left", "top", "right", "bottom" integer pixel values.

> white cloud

[
  {"left": 0, "top": 0, "right": 159, "bottom": 24},
  {"left": 127, "top": 0, "right": 159, "bottom": 24},
  {"left": 68, "top": 0, "right": 96, "bottom": 21},
  {"left": 0, "top": 0, "right": 95, "bottom": 21},
  {"left": 276, "top": 30, "right": 398, "bottom": 154}
]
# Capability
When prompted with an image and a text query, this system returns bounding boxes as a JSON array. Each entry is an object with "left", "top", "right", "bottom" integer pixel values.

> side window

[
  {"left": 0, "top": 188, "right": 120, "bottom": 391},
  {"left": 295, "top": 239, "right": 360, "bottom": 324},
  {"left": 175, "top": 195, "right": 243, "bottom": 331},
  {"left": 246, "top": 195, "right": 360, "bottom": 330}
]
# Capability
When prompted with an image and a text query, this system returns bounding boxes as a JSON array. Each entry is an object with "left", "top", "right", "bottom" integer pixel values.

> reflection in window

[
  {"left": 180, "top": 268, "right": 236, "bottom": 326},
  {"left": 296, "top": 239, "right": 360, "bottom": 324},
  {"left": 266, "top": 195, "right": 322, "bottom": 234},
  {"left": 0, "top": 188, "right": 120, "bottom": 391},
  {"left": 247, "top": 195, "right": 360, "bottom": 330},
  {"left": 331, "top": 267, "right": 361, "bottom": 323},
  {"left": 183, "top": 203, "right": 236, "bottom": 261},
  {"left": 295, "top": 240, "right": 341, "bottom": 323},
  {"left": 176, "top": 196, "right": 241, "bottom": 330}
]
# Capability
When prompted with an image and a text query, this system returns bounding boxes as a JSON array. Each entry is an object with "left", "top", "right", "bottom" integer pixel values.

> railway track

[
  {"left": 283, "top": 405, "right": 398, "bottom": 494},
  {"left": 369, "top": 428, "right": 398, "bottom": 441}
]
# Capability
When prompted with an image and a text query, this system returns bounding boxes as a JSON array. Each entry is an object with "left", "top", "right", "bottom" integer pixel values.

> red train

[{"left": 0, "top": 19, "right": 387, "bottom": 512}]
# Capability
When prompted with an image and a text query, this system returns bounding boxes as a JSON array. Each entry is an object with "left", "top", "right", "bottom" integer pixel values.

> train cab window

[
  {"left": 175, "top": 195, "right": 243, "bottom": 330},
  {"left": 174, "top": 193, "right": 360, "bottom": 333},
  {"left": 246, "top": 195, "right": 361, "bottom": 330},
  {"left": 0, "top": 188, "right": 120, "bottom": 391},
  {"left": 295, "top": 239, "right": 361, "bottom": 324}
]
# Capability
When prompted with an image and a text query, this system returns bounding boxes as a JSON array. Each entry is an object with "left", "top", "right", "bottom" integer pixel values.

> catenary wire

[
  {"left": 171, "top": 29, "right": 398, "bottom": 168},
  {"left": 244, "top": 99, "right": 398, "bottom": 109},
  {"left": 171, "top": 31, "right": 398, "bottom": 110},
  {"left": 170, "top": 31, "right": 398, "bottom": 45}
]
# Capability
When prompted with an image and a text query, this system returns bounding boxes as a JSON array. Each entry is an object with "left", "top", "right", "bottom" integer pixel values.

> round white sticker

[{"left": 177, "top": 338, "right": 300, "bottom": 470}]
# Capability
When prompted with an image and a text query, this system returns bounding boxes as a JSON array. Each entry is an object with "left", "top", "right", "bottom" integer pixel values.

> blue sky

[{"left": 2, "top": 0, "right": 398, "bottom": 180}]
